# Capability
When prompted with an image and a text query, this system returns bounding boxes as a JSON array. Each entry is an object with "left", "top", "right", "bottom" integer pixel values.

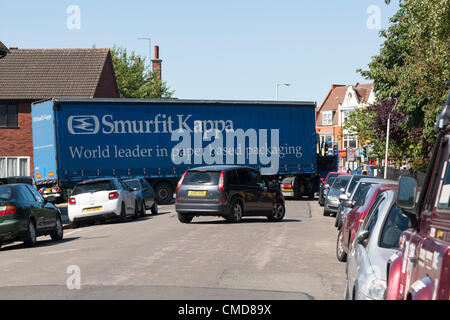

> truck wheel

[
  {"left": 336, "top": 229, "right": 347, "bottom": 262},
  {"left": 178, "top": 213, "right": 193, "bottom": 223},
  {"left": 23, "top": 220, "right": 37, "bottom": 247},
  {"left": 155, "top": 181, "right": 173, "bottom": 204}
]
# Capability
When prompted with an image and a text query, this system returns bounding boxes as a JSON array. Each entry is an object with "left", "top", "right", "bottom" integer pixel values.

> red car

[
  {"left": 337, "top": 183, "right": 398, "bottom": 262},
  {"left": 318, "top": 171, "right": 349, "bottom": 206}
]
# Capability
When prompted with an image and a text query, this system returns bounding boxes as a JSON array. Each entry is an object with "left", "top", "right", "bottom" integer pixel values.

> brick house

[
  {"left": 316, "top": 83, "right": 375, "bottom": 171},
  {"left": 0, "top": 46, "right": 119, "bottom": 178}
]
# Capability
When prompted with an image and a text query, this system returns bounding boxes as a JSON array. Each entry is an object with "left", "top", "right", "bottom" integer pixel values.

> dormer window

[{"left": 322, "top": 111, "right": 333, "bottom": 126}]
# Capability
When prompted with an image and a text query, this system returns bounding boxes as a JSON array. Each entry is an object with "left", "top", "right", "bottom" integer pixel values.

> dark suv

[{"left": 175, "top": 166, "right": 285, "bottom": 223}]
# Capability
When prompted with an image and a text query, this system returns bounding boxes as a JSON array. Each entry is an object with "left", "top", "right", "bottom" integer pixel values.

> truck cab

[{"left": 386, "top": 90, "right": 450, "bottom": 300}]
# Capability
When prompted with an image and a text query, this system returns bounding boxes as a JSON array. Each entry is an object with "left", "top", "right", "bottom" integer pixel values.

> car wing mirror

[
  {"left": 339, "top": 194, "right": 349, "bottom": 201},
  {"left": 340, "top": 188, "right": 345, "bottom": 193},
  {"left": 343, "top": 200, "right": 353, "bottom": 208},
  {"left": 325, "top": 184, "right": 330, "bottom": 189},
  {"left": 356, "top": 229, "right": 370, "bottom": 246},
  {"left": 397, "top": 176, "right": 417, "bottom": 210}
]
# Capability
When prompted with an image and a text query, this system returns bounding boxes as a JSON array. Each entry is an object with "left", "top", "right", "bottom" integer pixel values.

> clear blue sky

[{"left": 1, "top": 0, "right": 399, "bottom": 104}]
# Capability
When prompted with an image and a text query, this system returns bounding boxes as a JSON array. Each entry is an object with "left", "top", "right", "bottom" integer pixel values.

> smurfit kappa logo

[{"left": 68, "top": 115, "right": 100, "bottom": 134}]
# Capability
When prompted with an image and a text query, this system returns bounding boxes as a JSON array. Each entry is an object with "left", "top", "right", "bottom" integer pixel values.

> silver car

[
  {"left": 324, "top": 175, "right": 352, "bottom": 216},
  {"left": 345, "top": 190, "right": 411, "bottom": 300}
]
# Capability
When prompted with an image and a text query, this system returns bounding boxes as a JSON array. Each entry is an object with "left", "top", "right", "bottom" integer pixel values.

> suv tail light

[
  {"left": 283, "top": 184, "right": 292, "bottom": 189},
  {"left": 177, "top": 171, "right": 187, "bottom": 190},
  {"left": 69, "top": 197, "right": 76, "bottom": 205},
  {"left": 52, "top": 187, "right": 60, "bottom": 193},
  {"left": 218, "top": 171, "right": 225, "bottom": 191},
  {"left": 109, "top": 192, "right": 119, "bottom": 200},
  {"left": 0, "top": 206, "right": 17, "bottom": 216}
]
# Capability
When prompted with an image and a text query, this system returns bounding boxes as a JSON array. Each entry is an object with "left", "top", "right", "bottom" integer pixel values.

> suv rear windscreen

[
  {"left": 72, "top": 181, "right": 115, "bottom": 195},
  {"left": 183, "top": 171, "right": 220, "bottom": 186}
]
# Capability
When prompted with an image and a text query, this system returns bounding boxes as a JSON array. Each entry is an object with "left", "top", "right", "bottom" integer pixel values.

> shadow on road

[
  {"left": 0, "top": 237, "right": 80, "bottom": 252},
  {"left": 192, "top": 218, "right": 302, "bottom": 225}
]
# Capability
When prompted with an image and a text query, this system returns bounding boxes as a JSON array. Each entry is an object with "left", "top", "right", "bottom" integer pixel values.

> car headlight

[
  {"left": 367, "top": 279, "right": 386, "bottom": 300},
  {"left": 327, "top": 195, "right": 338, "bottom": 202},
  {"left": 323, "top": 189, "right": 329, "bottom": 195}
]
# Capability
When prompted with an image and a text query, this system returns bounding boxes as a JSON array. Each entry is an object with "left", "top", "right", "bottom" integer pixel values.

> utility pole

[
  {"left": 384, "top": 98, "right": 399, "bottom": 180},
  {"left": 138, "top": 37, "right": 152, "bottom": 62}
]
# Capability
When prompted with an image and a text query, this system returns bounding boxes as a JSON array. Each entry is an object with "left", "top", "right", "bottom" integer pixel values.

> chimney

[{"left": 151, "top": 45, "right": 162, "bottom": 82}]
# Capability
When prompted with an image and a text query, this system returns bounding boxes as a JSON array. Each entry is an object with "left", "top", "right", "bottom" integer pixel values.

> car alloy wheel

[
  {"left": 336, "top": 229, "right": 347, "bottom": 262},
  {"left": 229, "top": 202, "right": 242, "bottom": 223},
  {"left": 24, "top": 220, "right": 37, "bottom": 247},
  {"left": 51, "top": 216, "right": 64, "bottom": 241}
]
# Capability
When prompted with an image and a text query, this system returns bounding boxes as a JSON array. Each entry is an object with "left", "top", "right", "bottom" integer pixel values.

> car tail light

[
  {"left": 109, "top": 192, "right": 119, "bottom": 200},
  {"left": 218, "top": 171, "right": 225, "bottom": 191},
  {"left": 0, "top": 206, "right": 17, "bottom": 216},
  {"left": 283, "top": 184, "right": 292, "bottom": 189},
  {"left": 69, "top": 197, "right": 76, "bottom": 205},
  {"left": 52, "top": 187, "right": 60, "bottom": 193},
  {"left": 177, "top": 171, "right": 187, "bottom": 190},
  {"left": 38, "top": 189, "right": 43, "bottom": 194}
]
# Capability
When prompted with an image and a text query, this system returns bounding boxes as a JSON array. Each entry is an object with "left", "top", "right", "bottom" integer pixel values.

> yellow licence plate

[
  {"left": 188, "top": 190, "right": 207, "bottom": 196},
  {"left": 282, "top": 188, "right": 293, "bottom": 192},
  {"left": 83, "top": 207, "right": 102, "bottom": 213}
]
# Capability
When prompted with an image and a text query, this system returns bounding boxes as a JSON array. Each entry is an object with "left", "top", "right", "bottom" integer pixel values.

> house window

[
  {"left": 0, "top": 104, "right": 18, "bottom": 127},
  {"left": 320, "top": 135, "right": 333, "bottom": 144},
  {"left": 0, "top": 157, "right": 29, "bottom": 178},
  {"left": 343, "top": 135, "right": 357, "bottom": 149},
  {"left": 322, "top": 111, "right": 333, "bottom": 126},
  {"left": 342, "top": 109, "right": 354, "bottom": 124}
]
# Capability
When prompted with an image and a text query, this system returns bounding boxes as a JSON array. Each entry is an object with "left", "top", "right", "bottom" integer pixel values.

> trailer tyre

[{"left": 155, "top": 181, "right": 174, "bottom": 205}]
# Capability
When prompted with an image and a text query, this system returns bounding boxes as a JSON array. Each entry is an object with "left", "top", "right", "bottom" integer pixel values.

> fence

[{"left": 374, "top": 166, "right": 426, "bottom": 188}]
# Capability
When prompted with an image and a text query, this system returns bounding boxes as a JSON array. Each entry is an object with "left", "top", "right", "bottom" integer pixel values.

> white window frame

[
  {"left": 343, "top": 135, "right": 357, "bottom": 149},
  {"left": 320, "top": 134, "right": 333, "bottom": 144},
  {"left": 0, "top": 156, "right": 30, "bottom": 178},
  {"left": 322, "top": 111, "right": 333, "bottom": 126}
]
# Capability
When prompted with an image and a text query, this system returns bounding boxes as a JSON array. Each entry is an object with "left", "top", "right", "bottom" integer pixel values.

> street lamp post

[
  {"left": 138, "top": 37, "right": 152, "bottom": 61},
  {"left": 384, "top": 98, "right": 399, "bottom": 180},
  {"left": 276, "top": 83, "right": 291, "bottom": 100}
]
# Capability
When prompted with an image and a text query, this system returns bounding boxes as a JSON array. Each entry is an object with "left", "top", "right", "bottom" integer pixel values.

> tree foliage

[
  {"left": 111, "top": 45, "right": 174, "bottom": 99},
  {"left": 352, "top": 0, "right": 449, "bottom": 163}
]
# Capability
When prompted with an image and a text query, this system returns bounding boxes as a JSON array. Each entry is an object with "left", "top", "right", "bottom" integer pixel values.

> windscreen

[
  {"left": 124, "top": 180, "right": 140, "bottom": 190},
  {"left": 0, "top": 185, "right": 12, "bottom": 200},
  {"left": 183, "top": 171, "right": 220, "bottom": 186},
  {"left": 331, "top": 176, "right": 351, "bottom": 189},
  {"left": 325, "top": 173, "right": 338, "bottom": 184},
  {"left": 379, "top": 204, "right": 411, "bottom": 248},
  {"left": 72, "top": 181, "right": 115, "bottom": 195},
  {"left": 352, "top": 182, "right": 376, "bottom": 205}
]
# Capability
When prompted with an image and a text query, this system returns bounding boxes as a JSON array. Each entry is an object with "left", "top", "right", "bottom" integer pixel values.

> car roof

[
  {"left": 189, "top": 165, "right": 255, "bottom": 172},
  {"left": 358, "top": 178, "right": 397, "bottom": 184},
  {"left": 76, "top": 178, "right": 117, "bottom": 185}
]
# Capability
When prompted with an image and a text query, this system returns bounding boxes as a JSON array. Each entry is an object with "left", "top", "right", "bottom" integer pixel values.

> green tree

[
  {"left": 111, "top": 46, "right": 174, "bottom": 99},
  {"left": 354, "top": 0, "right": 449, "bottom": 163}
]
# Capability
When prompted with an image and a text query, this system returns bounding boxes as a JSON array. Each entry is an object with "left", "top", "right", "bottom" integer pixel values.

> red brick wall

[{"left": 0, "top": 102, "right": 34, "bottom": 176}]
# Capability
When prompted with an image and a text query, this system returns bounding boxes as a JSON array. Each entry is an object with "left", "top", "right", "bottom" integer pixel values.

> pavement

[{"left": 0, "top": 199, "right": 346, "bottom": 300}]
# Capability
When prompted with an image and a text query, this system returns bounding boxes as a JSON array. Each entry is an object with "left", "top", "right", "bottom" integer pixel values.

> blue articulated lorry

[{"left": 31, "top": 98, "right": 337, "bottom": 203}]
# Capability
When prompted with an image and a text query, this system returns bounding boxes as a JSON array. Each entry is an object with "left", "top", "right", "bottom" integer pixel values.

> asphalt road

[{"left": 0, "top": 199, "right": 345, "bottom": 300}]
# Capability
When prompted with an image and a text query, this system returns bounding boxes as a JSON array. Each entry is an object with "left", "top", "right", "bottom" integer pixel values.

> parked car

[
  {"left": 323, "top": 175, "right": 352, "bottom": 216},
  {"left": 335, "top": 175, "right": 384, "bottom": 229},
  {"left": 68, "top": 178, "right": 138, "bottom": 227},
  {"left": 336, "top": 182, "right": 398, "bottom": 262},
  {"left": 39, "top": 185, "right": 66, "bottom": 203},
  {"left": 386, "top": 91, "right": 450, "bottom": 300},
  {"left": 352, "top": 165, "right": 376, "bottom": 176},
  {"left": 0, "top": 183, "right": 63, "bottom": 248},
  {"left": 123, "top": 178, "right": 158, "bottom": 216},
  {"left": 318, "top": 172, "right": 349, "bottom": 206},
  {"left": 0, "top": 176, "right": 36, "bottom": 188},
  {"left": 345, "top": 190, "right": 411, "bottom": 300},
  {"left": 175, "top": 165, "right": 285, "bottom": 223}
]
